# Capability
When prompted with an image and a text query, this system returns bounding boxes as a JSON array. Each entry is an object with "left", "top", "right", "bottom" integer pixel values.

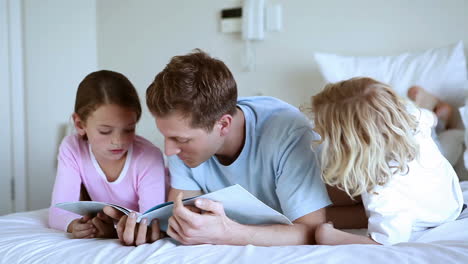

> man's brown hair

[{"left": 146, "top": 49, "right": 238, "bottom": 131}]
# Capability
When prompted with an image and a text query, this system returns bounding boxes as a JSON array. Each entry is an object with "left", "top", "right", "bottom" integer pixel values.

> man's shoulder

[
  {"left": 240, "top": 96, "right": 310, "bottom": 129},
  {"left": 238, "top": 96, "right": 294, "bottom": 111}
]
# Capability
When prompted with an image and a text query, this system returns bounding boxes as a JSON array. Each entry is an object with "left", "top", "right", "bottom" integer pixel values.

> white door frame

[
  {"left": 0, "top": 0, "right": 13, "bottom": 215},
  {"left": 3, "top": 0, "right": 27, "bottom": 212}
]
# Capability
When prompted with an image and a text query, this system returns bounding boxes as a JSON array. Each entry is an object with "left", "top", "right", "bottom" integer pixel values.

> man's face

[{"left": 155, "top": 112, "right": 223, "bottom": 168}]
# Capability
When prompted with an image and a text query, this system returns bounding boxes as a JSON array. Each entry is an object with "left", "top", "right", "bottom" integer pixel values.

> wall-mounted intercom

[
  {"left": 220, "top": 1, "right": 282, "bottom": 71},
  {"left": 220, "top": 1, "right": 282, "bottom": 37}
]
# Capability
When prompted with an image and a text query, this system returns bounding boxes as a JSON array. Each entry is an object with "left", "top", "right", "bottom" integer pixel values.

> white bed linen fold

[{"left": 1, "top": 182, "right": 467, "bottom": 264}]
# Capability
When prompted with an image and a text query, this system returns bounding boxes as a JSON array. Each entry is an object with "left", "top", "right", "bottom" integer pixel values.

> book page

[
  {"left": 139, "top": 184, "right": 292, "bottom": 231},
  {"left": 55, "top": 201, "right": 132, "bottom": 216}
]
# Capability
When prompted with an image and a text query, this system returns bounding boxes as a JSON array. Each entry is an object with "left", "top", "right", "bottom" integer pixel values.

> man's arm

[
  {"left": 228, "top": 207, "right": 326, "bottom": 246},
  {"left": 166, "top": 192, "right": 326, "bottom": 246}
]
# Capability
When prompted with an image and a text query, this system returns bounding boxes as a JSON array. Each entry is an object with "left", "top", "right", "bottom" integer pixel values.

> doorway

[{"left": 0, "top": 0, "right": 13, "bottom": 215}]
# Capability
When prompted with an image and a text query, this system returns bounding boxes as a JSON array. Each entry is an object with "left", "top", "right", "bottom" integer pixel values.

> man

[{"left": 104, "top": 49, "right": 331, "bottom": 246}]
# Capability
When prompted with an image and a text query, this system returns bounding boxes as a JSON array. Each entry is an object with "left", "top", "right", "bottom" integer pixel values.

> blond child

[
  {"left": 312, "top": 77, "right": 464, "bottom": 245},
  {"left": 49, "top": 70, "right": 166, "bottom": 243}
]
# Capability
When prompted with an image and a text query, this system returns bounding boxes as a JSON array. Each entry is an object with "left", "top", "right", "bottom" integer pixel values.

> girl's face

[{"left": 75, "top": 104, "right": 137, "bottom": 162}]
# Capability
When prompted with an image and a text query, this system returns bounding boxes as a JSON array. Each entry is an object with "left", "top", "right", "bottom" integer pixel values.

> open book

[{"left": 55, "top": 184, "right": 292, "bottom": 231}]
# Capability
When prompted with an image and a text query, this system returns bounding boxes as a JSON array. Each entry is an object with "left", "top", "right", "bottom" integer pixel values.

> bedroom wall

[
  {"left": 22, "top": 0, "right": 97, "bottom": 211},
  {"left": 17, "top": 0, "right": 468, "bottom": 211},
  {"left": 96, "top": 0, "right": 468, "bottom": 149}
]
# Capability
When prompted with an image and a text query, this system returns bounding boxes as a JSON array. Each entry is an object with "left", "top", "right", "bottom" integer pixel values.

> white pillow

[
  {"left": 313, "top": 41, "right": 468, "bottom": 107},
  {"left": 461, "top": 104, "right": 468, "bottom": 169}
]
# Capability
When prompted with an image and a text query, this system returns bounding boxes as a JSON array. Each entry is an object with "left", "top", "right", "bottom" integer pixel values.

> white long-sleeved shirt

[{"left": 361, "top": 105, "right": 464, "bottom": 245}]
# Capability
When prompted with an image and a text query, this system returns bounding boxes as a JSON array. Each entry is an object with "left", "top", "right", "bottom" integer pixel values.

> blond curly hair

[{"left": 311, "top": 77, "right": 419, "bottom": 197}]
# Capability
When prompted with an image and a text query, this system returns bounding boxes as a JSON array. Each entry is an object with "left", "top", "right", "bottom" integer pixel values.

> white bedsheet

[{"left": 1, "top": 182, "right": 467, "bottom": 264}]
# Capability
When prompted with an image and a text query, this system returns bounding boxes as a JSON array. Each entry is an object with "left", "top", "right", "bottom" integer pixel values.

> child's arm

[
  {"left": 49, "top": 139, "right": 82, "bottom": 231},
  {"left": 90, "top": 212, "right": 117, "bottom": 238},
  {"left": 361, "top": 189, "right": 413, "bottom": 246},
  {"left": 317, "top": 188, "right": 414, "bottom": 246},
  {"left": 49, "top": 137, "right": 95, "bottom": 238},
  {"left": 315, "top": 222, "right": 379, "bottom": 245},
  {"left": 325, "top": 185, "right": 368, "bottom": 229}
]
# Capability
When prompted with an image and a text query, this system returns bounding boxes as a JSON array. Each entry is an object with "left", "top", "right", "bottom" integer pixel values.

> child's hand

[
  {"left": 68, "top": 215, "right": 96, "bottom": 239},
  {"left": 115, "top": 213, "right": 164, "bottom": 246},
  {"left": 103, "top": 206, "right": 164, "bottom": 246},
  {"left": 91, "top": 212, "right": 117, "bottom": 238}
]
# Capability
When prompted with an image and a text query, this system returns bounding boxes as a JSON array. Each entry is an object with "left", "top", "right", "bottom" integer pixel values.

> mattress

[{"left": 0, "top": 182, "right": 467, "bottom": 264}]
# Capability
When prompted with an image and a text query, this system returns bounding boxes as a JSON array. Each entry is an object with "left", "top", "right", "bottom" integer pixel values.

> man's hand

[
  {"left": 68, "top": 215, "right": 96, "bottom": 239},
  {"left": 103, "top": 206, "right": 163, "bottom": 246},
  {"left": 167, "top": 192, "right": 238, "bottom": 245}
]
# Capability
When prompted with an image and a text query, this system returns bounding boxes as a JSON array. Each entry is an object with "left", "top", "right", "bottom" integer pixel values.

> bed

[
  {"left": 0, "top": 181, "right": 466, "bottom": 263},
  {"left": 2, "top": 42, "right": 466, "bottom": 263}
]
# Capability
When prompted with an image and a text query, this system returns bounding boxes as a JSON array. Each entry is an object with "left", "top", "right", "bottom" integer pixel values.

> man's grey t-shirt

[{"left": 169, "top": 96, "right": 331, "bottom": 221}]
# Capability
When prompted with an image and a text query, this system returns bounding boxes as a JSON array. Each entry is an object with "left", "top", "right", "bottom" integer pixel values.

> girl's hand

[
  {"left": 68, "top": 215, "right": 96, "bottom": 239},
  {"left": 91, "top": 212, "right": 117, "bottom": 238},
  {"left": 115, "top": 214, "right": 164, "bottom": 246},
  {"left": 103, "top": 206, "right": 164, "bottom": 246}
]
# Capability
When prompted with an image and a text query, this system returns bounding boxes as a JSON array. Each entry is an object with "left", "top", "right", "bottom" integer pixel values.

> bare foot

[
  {"left": 407, "top": 85, "right": 421, "bottom": 101},
  {"left": 407, "top": 85, "right": 439, "bottom": 111},
  {"left": 434, "top": 102, "right": 454, "bottom": 129}
]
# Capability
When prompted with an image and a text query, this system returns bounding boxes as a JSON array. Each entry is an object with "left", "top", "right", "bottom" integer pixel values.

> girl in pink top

[{"left": 49, "top": 70, "right": 166, "bottom": 240}]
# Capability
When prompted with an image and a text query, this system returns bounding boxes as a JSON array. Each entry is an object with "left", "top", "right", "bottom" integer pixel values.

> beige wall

[
  {"left": 16, "top": 0, "right": 468, "bottom": 211},
  {"left": 23, "top": 0, "right": 97, "bottom": 210},
  {"left": 97, "top": 0, "right": 468, "bottom": 149}
]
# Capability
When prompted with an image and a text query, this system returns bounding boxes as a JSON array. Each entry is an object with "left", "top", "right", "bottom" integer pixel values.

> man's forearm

[
  {"left": 224, "top": 221, "right": 317, "bottom": 246},
  {"left": 167, "top": 195, "right": 326, "bottom": 246}
]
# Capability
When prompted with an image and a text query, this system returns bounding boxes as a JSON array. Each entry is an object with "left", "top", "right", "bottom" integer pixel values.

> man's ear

[
  {"left": 72, "top": 113, "right": 86, "bottom": 136},
  {"left": 217, "top": 114, "right": 232, "bottom": 136}
]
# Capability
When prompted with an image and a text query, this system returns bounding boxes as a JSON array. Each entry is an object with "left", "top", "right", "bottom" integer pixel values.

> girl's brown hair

[{"left": 74, "top": 70, "right": 142, "bottom": 123}]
